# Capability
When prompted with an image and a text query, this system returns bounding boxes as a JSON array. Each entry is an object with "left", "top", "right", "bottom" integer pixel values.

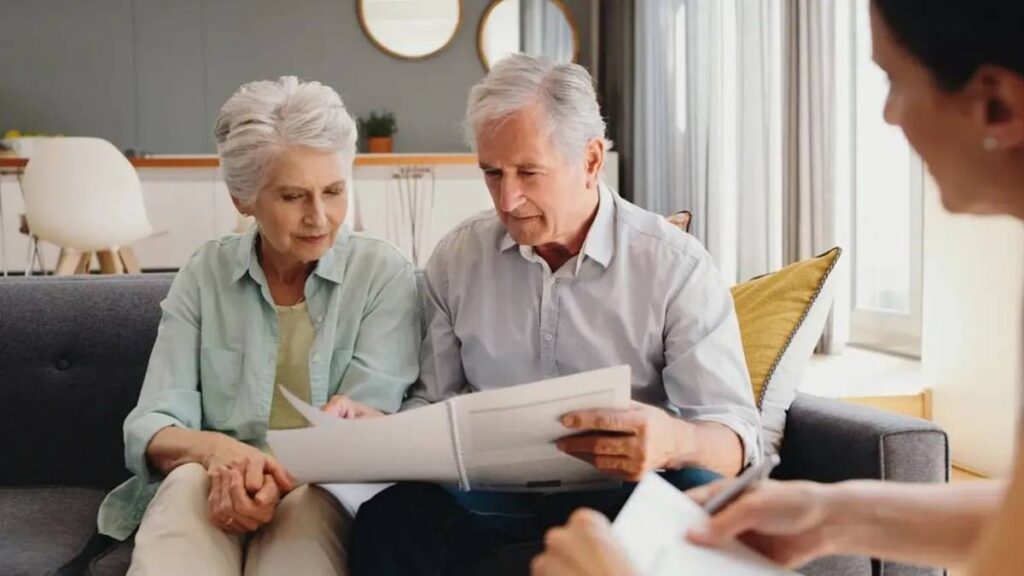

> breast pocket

[{"left": 199, "top": 347, "right": 244, "bottom": 426}]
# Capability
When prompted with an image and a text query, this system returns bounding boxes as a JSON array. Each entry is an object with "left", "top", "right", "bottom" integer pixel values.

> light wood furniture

[
  {"left": 0, "top": 152, "right": 619, "bottom": 273},
  {"left": 841, "top": 390, "right": 933, "bottom": 420},
  {"left": 51, "top": 247, "right": 141, "bottom": 276}
]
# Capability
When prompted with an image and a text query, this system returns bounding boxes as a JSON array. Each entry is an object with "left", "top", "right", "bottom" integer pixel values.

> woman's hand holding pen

[{"left": 686, "top": 478, "right": 841, "bottom": 568}]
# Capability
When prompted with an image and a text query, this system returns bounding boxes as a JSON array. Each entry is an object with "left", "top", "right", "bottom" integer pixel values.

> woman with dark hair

[{"left": 530, "top": 1, "right": 1024, "bottom": 574}]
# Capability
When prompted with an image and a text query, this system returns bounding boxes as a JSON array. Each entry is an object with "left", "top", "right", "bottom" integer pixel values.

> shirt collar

[
  {"left": 228, "top": 224, "right": 351, "bottom": 285},
  {"left": 499, "top": 184, "right": 616, "bottom": 271},
  {"left": 580, "top": 184, "right": 615, "bottom": 269}
]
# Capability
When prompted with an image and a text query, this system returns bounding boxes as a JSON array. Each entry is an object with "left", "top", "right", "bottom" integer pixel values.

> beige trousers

[{"left": 128, "top": 463, "right": 350, "bottom": 576}]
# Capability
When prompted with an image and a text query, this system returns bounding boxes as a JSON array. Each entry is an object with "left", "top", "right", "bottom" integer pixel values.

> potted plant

[{"left": 358, "top": 110, "right": 398, "bottom": 154}]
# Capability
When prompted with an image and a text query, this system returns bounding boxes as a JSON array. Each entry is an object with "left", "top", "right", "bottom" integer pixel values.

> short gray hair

[
  {"left": 465, "top": 53, "right": 611, "bottom": 162},
  {"left": 214, "top": 76, "right": 357, "bottom": 204}
]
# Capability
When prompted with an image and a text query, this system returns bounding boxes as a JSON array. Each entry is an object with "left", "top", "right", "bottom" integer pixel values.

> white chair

[{"left": 20, "top": 137, "right": 155, "bottom": 275}]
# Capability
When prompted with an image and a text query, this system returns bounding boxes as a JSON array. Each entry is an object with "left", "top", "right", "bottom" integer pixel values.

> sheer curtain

[
  {"left": 634, "top": 0, "right": 783, "bottom": 284},
  {"left": 521, "top": 0, "right": 573, "bottom": 63},
  {"left": 632, "top": 0, "right": 684, "bottom": 217},
  {"left": 633, "top": 0, "right": 849, "bottom": 351},
  {"left": 784, "top": 0, "right": 852, "bottom": 353}
]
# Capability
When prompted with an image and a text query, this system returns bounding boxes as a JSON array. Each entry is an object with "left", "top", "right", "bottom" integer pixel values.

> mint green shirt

[{"left": 97, "top": 226, "right": 421, "bottom": 540}]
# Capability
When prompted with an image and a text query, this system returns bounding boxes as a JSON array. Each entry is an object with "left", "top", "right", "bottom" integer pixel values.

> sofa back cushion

[{"left": 0, "top": 275, "right": 172, "bottom": 489}]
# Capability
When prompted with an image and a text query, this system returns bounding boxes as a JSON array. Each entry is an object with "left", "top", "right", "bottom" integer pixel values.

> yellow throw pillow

[{"left": 731, "top": 248, "right": 843, "bottom": 455}]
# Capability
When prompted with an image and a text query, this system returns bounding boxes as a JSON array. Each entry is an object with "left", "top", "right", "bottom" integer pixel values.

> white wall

[{"left": 923, "top": 175, "right": 1023, "bottom": 476}]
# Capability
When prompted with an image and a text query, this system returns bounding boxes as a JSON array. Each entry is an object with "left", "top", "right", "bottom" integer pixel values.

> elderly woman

[{"left": 94, "top": 76, "right": 420, "bottom": 575}]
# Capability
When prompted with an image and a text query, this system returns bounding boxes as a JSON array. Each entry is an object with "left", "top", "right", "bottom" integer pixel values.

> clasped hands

[{"left": 205, "top": 394, "right": 383, "bottom": 533}]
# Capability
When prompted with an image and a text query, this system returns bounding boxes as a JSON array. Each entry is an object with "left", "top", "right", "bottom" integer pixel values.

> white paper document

[
  {"left": 612, "top": 473, "right": 799, "bottom": 576},
  {"left": 266, "top": 365, "right": 631, "bottom": 491}
]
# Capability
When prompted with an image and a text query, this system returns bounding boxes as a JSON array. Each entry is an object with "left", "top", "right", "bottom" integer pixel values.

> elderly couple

[{"left": 96, "top": 53, "right": 761, "bottom": 575}]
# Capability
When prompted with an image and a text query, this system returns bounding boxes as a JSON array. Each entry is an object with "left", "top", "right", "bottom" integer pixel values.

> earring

[{"left": 983, "top": 136, "right": 999, "bottom": 151}]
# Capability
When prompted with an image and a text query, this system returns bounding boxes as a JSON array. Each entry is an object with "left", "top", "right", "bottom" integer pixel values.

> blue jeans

[{"left": 350, "top": 468, "right": 720, "bottom": 576}]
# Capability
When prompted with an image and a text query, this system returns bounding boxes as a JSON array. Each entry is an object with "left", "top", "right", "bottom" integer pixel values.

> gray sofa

[{"left": 0, "top": 275, "right": 949, "bottom": 576}]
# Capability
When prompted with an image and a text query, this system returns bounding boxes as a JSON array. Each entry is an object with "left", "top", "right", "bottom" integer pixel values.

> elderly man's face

[
  {"left": 239, "top": 146, "right": 348, "bottom": 268},
  {"left": 477, "top": 104, "right": 597, "bottom": 247}
]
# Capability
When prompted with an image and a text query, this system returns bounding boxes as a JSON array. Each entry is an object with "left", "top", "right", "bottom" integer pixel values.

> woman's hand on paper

[
  {"left": 207, "top": 467, "right": 282, "bottom": 534},
  {"left": 685, "top": 479, "right": 836, "bottom": 568},
  {"left": 322, "top": 395, "right": 385, "bottom": 419},
  {"left": 556, "top": 401, "right": 697, "bottom": 482},
  {"left": 531, "top": 509, "right": 639, "bottom": 576}
]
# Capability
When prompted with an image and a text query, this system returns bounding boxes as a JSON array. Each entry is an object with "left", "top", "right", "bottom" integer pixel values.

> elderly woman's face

[{"left": 246, "top": 147, "right": 348, "bottom": 266}]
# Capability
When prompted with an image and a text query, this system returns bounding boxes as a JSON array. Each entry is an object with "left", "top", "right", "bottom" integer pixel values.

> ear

[
  {"left": 231, "top": 195, "right": 251, "bottom": 216},
  {"left": 970, "top": 65, "right": 1024, "bottom": 150},
  {"left": 583, "top": 138, "right": 606, "bottom": 189}
]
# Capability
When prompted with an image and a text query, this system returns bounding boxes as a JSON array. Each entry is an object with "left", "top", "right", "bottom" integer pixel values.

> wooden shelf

[{"left": 0, "top": 153, "right": 478, "bottom": 171}]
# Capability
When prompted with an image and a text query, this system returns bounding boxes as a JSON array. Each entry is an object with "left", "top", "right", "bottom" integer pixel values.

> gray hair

[
  {"left": 465, "top": 53, "right": 611, "bottom": 162},
  {"left": 214, "top": 76, "right": 357, "bottom": 204}
]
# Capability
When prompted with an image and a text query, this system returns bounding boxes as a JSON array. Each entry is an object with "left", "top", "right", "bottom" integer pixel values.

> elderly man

[{"left": 350, "top": 54, "right": 761, "bottom": 576}]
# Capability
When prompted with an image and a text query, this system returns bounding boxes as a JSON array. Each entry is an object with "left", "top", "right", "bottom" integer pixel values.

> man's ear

[{"left": 583, "top": 138, "right": 606, "bottom": 189}]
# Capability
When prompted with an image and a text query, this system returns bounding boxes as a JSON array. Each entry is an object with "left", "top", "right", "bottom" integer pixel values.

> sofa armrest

[
  {"left": 775, "top": 393, "right": 949, "bottom": 576},
  {"left": 774, "top": 392, "right": 949, "bottom": 485}
]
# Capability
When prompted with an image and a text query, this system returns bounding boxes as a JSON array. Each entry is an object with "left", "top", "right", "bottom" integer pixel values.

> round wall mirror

[
  {"left": 477, "top": 0, "right": 579, "bottom": 70},
  {"left": 358, "top": 0, "right": 462, "bottom": 60}
]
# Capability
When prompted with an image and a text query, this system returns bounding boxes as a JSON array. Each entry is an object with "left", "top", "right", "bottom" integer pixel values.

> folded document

[
  {"left": 267, "top": 365, "right": 631, "bottom": 491},
  {"left": 612, "top": 473, "right": 799, "bottom": 575}
]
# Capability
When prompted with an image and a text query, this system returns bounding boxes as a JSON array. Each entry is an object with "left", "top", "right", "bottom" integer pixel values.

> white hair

[
  {"left": 214, "top": 76, "right": 357, "bottom": 205},
  {"left": 465, "top": 53, "right": 611, "bottom": 162}
]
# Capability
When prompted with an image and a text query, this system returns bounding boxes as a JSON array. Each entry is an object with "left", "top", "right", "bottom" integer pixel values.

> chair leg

[
  {"left": 24, "top": 235, "right": 36, "bottom": 276},
  {"left": 119, "top": 246, "right": 141, "bottom": 274},
  {"left": 54, "top": 248, "right": 80, "bottom": 276},
  {"left": 34, "top": 242, "right": 47, "bottom": 274},
  {"left": 74, "top": 252, "right": 93, "bottom": 274},
  {"left": 97, "top": 250, "right": 124, "bottom": 274}
]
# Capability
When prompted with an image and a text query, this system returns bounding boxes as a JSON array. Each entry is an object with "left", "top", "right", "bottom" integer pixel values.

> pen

[{"left": 701, "top": 454, "right": 781, "bottom": 515}]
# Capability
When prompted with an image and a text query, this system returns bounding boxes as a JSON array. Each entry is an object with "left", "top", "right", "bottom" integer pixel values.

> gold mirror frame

[
  {"left": 357, "top": 0, "right": 463, "bottom": 61},
  {"left": 476, "top": 0, "right": 580, "bottom": 71}
]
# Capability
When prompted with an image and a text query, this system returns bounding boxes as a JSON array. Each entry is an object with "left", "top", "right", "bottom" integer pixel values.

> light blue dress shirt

[
  {"left": 407, "top": 185, "right": 762, "bottom": 467},
  {"left": 97, "top": 226, "right": 420, "bottom": 540}
]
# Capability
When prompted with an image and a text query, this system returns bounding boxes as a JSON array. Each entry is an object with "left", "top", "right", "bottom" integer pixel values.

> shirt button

[
  {"left": 312, "top": 354, "right": 321, "bottom": 363},
  {"left": 544, "top": 334, "right": 553, "bottom": 342}
]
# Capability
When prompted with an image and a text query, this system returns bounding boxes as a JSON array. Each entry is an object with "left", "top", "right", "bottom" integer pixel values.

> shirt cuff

[
  {"left": 124, "top": 412, "right": 184, "bottom": 483},
  {"left": 400, "top": 396, "right": 431, "bottom": 412}
]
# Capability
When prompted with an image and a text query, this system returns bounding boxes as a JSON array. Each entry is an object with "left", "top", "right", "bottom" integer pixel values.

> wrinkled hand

[
  {"left": 322, "top": 395, "right": 385, "bottom": 419},
  {"left": 204, "top": 435, "right": 295, "bottom": 496},
  {"left": 207, "top": 467, "right": 282, "bottom": 534},
  {"left": 531, "top": 509, "right": 639, "bottom": 576},
  {"left": 686, "top": 479, "right": 835, "bottom": 568},
  {"left": 557, "top": 401, "right": 695, "bottom": 482}
]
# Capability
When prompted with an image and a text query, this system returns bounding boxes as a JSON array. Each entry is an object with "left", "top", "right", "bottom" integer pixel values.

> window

[{"left": 849, "top": 0, "right": 924, "bottom": 357}]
